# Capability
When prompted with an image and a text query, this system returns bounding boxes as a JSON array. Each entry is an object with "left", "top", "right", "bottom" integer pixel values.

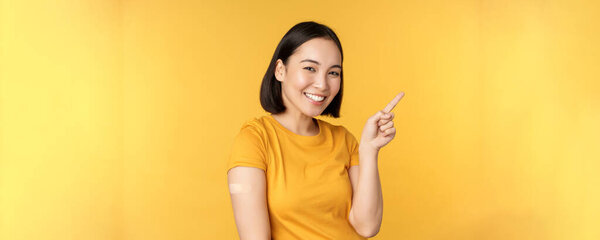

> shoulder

[
  {"left": 238, "top": 115, "right": 270, "bottom": 134},
  {"left": 317, "top": 118, "right": 358, "bottom": 143},
  {"left": 319, "top": 119, "right": 359, "bottom": 155},
  {"left": 317, "top": 118, "right": 344, "bottom": 132},
  {"left": 230, "top": 116, "right": 272, "bottom": 155},
  {"left": 228, "top": 116, "right": 271, "bottom": 172}
]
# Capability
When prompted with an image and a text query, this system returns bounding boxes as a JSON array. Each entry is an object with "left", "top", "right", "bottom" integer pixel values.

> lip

[{"left": 304, "top": 92, "right": 325, "bottom": 105}]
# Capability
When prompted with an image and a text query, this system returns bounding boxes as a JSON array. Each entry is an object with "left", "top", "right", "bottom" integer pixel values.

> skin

[
  {"left": 349, "top": 91, "right": 404, "bottom": 237},
  {"left": 228, "top": 36, "right": 405, "bottom": 239}
]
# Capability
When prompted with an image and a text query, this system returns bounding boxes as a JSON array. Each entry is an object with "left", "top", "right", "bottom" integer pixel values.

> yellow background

[{"left": 1, "top": 0, "right": 599, "bottom": 239}]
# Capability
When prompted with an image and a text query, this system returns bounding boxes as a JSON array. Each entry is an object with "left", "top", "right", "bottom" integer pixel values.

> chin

[
  {"left": 303, "top": 102, "right": 329, "bottom": 117},
  {"left": 306, "top": 112, "right": 321, "bottom": 118},
  {"left": 303, "top": 110, "right": 322, "bottom": 118}
]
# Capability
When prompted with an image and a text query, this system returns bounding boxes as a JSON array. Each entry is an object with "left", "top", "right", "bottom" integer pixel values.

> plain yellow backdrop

[{"left": 1, "top": 0, "right": 599, "bottom": 239}]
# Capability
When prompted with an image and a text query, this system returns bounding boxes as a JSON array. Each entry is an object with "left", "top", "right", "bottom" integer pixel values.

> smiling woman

[
  {"left": 226, "top": 21, "right": 399, "bottom": 239},
  {"left": 226, "top": 21, "right": 375, "bottom": 239}
]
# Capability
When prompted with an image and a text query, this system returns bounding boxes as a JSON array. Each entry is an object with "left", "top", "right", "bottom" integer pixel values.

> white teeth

[{"left": 304, "top": 92, "right": 325, "bottom": 102}]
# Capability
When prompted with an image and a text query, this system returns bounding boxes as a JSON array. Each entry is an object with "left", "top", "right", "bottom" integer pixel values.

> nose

[{"left": 313, "top": 72, "right": 329, "bottom": 91}]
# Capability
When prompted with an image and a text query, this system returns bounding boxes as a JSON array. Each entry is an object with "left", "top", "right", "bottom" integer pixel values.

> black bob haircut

[{"left": 260, "top": 21, "right": 344, "bottom": 118}]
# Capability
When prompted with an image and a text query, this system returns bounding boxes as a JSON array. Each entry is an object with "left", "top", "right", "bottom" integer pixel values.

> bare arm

[
  {"left": 348, "top": 92, "right": 403, "bottom": 237},
  {"left": 227, "top": 166, "right": 271, "bottom": 240},
  {"left": 348, "top": 147, "right": 383, "bottom": 238}
]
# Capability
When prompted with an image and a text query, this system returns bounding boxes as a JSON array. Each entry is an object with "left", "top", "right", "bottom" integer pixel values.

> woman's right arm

[{"left": 227, "top": 166, "right": 271, "bottom": 240}]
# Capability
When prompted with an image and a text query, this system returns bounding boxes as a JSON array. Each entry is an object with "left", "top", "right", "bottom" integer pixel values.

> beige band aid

[{"left": 229, "top": 183, "right": 251, "bottom": 194}]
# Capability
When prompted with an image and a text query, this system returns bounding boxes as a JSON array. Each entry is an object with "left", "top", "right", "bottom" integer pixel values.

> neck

[{"left": 271, "top": 110, "right": 319, "bottom": 136}]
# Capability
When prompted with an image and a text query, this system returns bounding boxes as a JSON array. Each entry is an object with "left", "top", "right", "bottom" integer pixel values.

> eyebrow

[{"left": 300, "top": 59, "right": 342, "bottom": 69}]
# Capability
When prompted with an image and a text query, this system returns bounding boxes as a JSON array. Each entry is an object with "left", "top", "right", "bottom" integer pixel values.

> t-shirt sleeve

[
  {"left": 346, "top": 128, "right": 360, "bottom": 167},
  {"left": 227, "top": 124, "right": 268, "bottom": 173}
]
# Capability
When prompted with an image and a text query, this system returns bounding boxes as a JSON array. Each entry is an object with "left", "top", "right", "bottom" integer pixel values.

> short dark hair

[{"left": 260, "top": 21, "right": 344, "bottom": 118}]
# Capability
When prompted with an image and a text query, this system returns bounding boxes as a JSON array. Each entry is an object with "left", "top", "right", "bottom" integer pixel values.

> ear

[{"left": 274, "top": 59, "right": 285, "bottom": 82}]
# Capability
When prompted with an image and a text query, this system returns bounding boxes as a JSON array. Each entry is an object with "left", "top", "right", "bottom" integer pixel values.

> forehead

[{"left": 291, "top": 38, "right": 341, "bottom": 64}]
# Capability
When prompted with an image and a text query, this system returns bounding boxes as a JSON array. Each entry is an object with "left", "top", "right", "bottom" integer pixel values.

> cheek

[
  {"left": 290, "top": 72, "right": 312, "bottom": 89},
  {"left": 330, "top": 79, "right": 341, "bottom": 95},
  {"left": 282, "top": 77, "right": 307, "bottom": 97},
  {"left": 297, "top": 70, "right": 313, "bottom": 81}
]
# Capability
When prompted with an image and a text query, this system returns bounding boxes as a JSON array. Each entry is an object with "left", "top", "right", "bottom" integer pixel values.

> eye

[
  {"left": 329, "top": 71, "right": 340, "bottom": 76},
  {"left": 303, "top": 66, "right": 316, "bottom": 72}
]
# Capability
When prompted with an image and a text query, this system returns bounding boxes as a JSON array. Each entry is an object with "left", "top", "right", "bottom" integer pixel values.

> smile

[{"left": 304, "top": 92, "right": 326, "bottom": 105}]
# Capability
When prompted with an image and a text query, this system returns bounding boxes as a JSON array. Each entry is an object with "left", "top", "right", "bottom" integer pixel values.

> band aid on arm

[{"left": 229, "top": 183, "right": 252, "bottom": 194}]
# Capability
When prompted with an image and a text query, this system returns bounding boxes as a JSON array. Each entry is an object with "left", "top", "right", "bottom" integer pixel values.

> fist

[{"left": 360, "top": 92, "right": 404, "bottom": 152}]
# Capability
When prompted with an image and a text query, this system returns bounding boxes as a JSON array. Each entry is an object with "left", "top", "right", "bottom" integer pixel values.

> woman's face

[{"left": 275, "top": 37, "right": 342, "bottom": 118}]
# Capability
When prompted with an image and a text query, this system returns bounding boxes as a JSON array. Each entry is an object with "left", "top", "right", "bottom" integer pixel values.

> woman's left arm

[
  {"left": 348, "top": 147, "right": 383, "bottom": 238},
  {"left": 348, "top": 92, "right": 404, "bottom": 238}
]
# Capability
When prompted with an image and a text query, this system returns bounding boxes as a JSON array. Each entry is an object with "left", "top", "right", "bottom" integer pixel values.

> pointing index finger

[{"left": 383, "top": 92, "right": 405, "bottom": 113}]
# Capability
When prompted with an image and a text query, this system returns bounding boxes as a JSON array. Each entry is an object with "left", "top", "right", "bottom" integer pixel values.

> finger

[
  {"left": 382, "top": 112, "right": 394, "bottom": 119},
  {"left": 377, "top": 113, "right": 394, "bottom": 126},
  {"left": 382, "top": 127, "right": 396, "bottom": 137},
  {"left": 378, "top": 119, "right": 389, "bottom": 127},
  {"left": 379, "top": 121, "right": 394, "bottom": 132},
  {"left": 378, "top": 117, "right": 391, "bottom": 126},
  {"left": 383, "top": 92, "right": 405, "bottom": 113}
]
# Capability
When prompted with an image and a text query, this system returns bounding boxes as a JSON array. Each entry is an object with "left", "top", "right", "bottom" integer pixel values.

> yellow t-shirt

[{"left": 227, "top": 114, "right": 366, "bottom": 240}]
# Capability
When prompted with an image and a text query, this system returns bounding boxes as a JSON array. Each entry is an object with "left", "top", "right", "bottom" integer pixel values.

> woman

[{"left": 227, "top": 21, "right": 404, "bottom": 239}]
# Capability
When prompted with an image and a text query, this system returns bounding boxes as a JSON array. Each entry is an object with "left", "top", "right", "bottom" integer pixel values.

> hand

[{"left": 360, "top": 92, "right": 405, "bottom": 152}]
